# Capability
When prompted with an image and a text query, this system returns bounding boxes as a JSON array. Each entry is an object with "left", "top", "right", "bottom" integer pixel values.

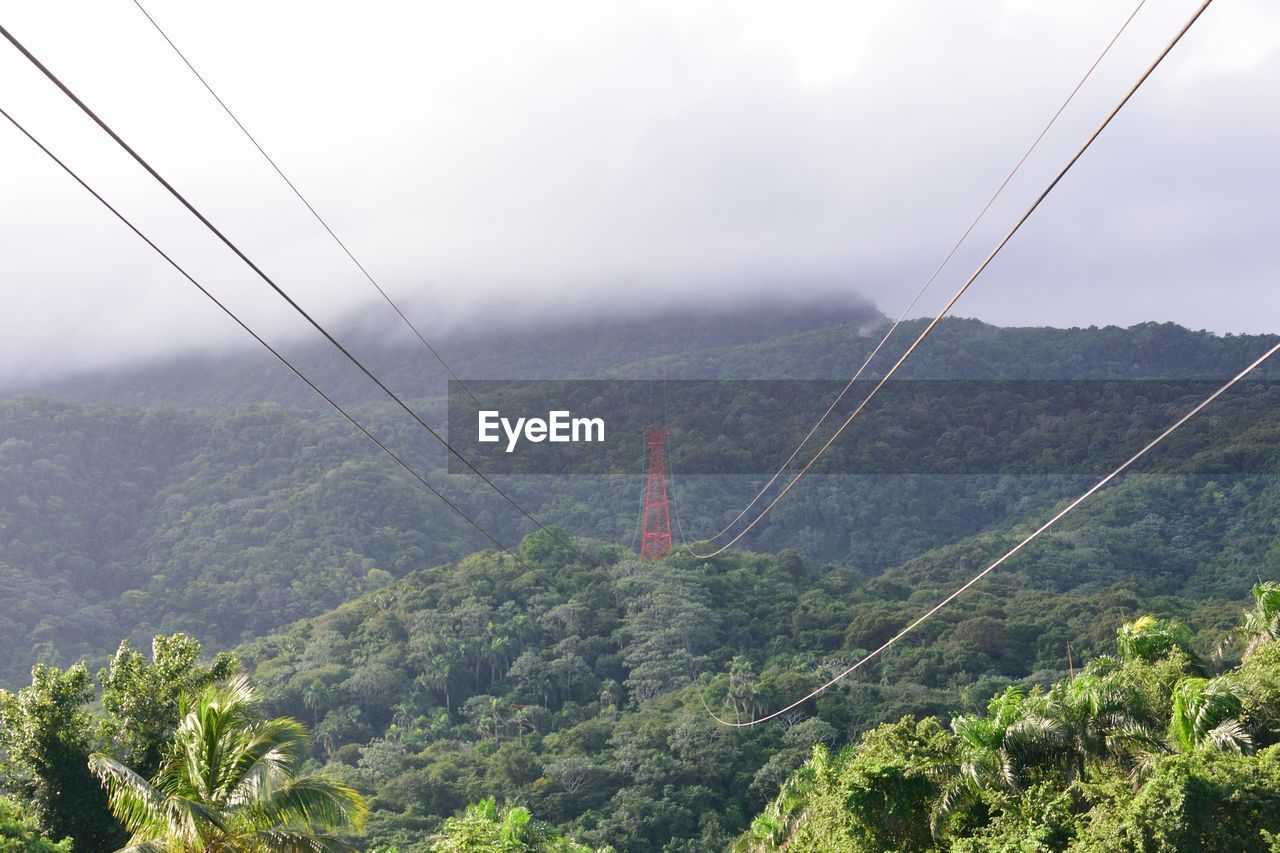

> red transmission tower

[{"left": 640, "top": 427, "right": 672, "bottom": 561}]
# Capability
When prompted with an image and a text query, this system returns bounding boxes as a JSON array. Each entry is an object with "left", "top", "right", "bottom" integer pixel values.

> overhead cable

[
  {"left": 709, "top": 331, "right": 1280, "bottom": 726},
  {"left": 687, "top": 0, "right": 1215, "bottom": 559},
  {"left": 0, "top": 103, "right": 568, "bottom": 592},
  {"left": 683, "top": 0, "right": 1149, "bottom": 546},
  {"left": 0, "top": 22, "right": 582, "bottom": 557},
  {"left": 124, "top": 0, "right": 482, "bottom": 407}
]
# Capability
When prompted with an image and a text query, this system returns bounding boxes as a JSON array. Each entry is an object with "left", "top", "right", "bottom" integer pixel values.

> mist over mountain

[
  {"left": 9, "top": 297, "right": 1280, "bottom": 412},
  {"left": 5, "top": 297, "right": 882, "bottom": 409}
]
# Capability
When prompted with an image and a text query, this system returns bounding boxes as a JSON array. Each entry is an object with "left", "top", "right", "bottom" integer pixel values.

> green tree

[
  {"left": 0, "top": 796, "right": 72, "bottom": 852},
  {"left": 1240, "top": 581, "right": 1280, "bottom": 658},
  {"left": 950, "top": 687, "right": 1065, "bottom": 793},
  {"left": 519, "top": 526, "right": 581, "bottom": 569},
  {"left": 97, "top": 633, "right": 237, "bottom": 779},
  {"left": 89, "top": 674, "right": 366, "bottom": 851},
  {"left": 735, "top": 743, "right": 838, "bottom": 852},
  {"left": 619, "top": 570, "right": 718, "bottom": 703},
  {"left": 1167, "top": 676, "right": 1252, "bottom": 753},
  {"left": 1075, "top": 747, "right": 1280, "bottom": 851},
  {"left": 935, "top": 687, "right": 1067, "bottom": 840},
  {"left": 1116, "top": 616, "right": 1200, "bottom": 669},
  {"left": 740, "top": 717, "right": 954, "bottom": 852},
  {"left": 1238, "top": 639, "right": 1280, "bottom": 748},
  {"left": 1048, "top": 657, "right": 1159, "bottom": 778},
  {"left": 431, "top": 797, "right": 597, "bottom": 852},
  {"left": 0, "top": 663, "right": 124, "bottom": 851},
  {"left": 544, "top": 756, "right": 601, "bottom": 794}
]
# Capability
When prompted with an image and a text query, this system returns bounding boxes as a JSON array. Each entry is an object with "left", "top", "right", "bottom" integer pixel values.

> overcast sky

[{"left": 1, "top": 0, "right": 1277, "bottom": 382}]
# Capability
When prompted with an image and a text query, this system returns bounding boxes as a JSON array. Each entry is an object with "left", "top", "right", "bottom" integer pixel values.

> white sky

[{"left": 0, "top": 0, "right": 1277, "bottom": 382}]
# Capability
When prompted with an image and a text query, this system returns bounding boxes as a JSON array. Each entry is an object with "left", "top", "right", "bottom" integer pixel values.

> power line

[
  {"left": 704, "top": 0, "right": 1226, "bottom": 725},
  {"left": 709, "top": 333, "right": 1280, "bottom": 727},
  {"left": 0, "top": 102, "right": 570, "bottom": 594},
  {"left": 0, "top": 22, "right": 582, "bottom": 558},
  {"left": 124, "top": 0, "right": 481, "bottom": 408},
  {"left": 682, "top": 0, "right": 1149, "bottom": 547},
  {"left": 687, "top": 0, "right": 1215, "bottom": 559}
]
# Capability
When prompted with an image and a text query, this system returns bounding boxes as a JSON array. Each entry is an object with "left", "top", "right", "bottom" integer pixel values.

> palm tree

[
  {"left": 89, "top": 675, "right": 366, "bottom": 852},
  {"left": 1240, "top": 580, "right": 1280, "bottom": 658},
  {"left": 301, "top": 680, "right": 329, "bottom": 725},
  {"left": 725, "top": 657, "right": 762, "bottom": 723},
  {"left": 933, "top": 687, "right": 1066, "bottom": 839},
  {"left": 951, "top": 687, "right": 1066, "bottom": 792},
  {"left": 431, "top": 798, "right": 543, "bottom": 852},
  {"left": 1116, "top": 616, "right": 1201, "bottom": 670},
  {"left": 736, "top": 815, "right": 785, "bottom": 853},
  {"left": 414, "top": 653, "right": 458, "bottom": 713},
  {"left": 734, "top": 744, "right": 839, "bottom": 852},
  {"left": 1167, "top": 675, "right": 1252, "bottom": 754},
  {"left": 1049, "top": 657, "right": 1160, "bottom": 778}
]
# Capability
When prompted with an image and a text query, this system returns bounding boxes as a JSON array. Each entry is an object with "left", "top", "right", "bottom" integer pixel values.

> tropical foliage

[
  {"left": 4, "top": 312, "right": 1280, "bottom": 850},
  {"left": 89, "top": 674, "right": 366, "bottom": 851},
  {"left": 428, "top": 798, "right": 603, "bottom": 852},
  {"left": 0, "top": 662, "right": 124, "bottom": 851},
  {"left": 2, "top": 571, "right": 1279, "bottom": 850},
  {"left": 740, "top": 597, "right": 1280, "bottom": 851},
  {"left": 0, "top": 796, "right": 72, "bottom": 852}
]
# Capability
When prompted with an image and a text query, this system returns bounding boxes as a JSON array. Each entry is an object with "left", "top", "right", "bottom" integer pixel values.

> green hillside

[
  {"left": 3, "top": 309, "right": 1280, "bottom": 849},
  {"left": 5, "top": 536, "right": 1277, "bottom": 850},
  {"left": 736, "top": 597, "right": 1280, "bottom": 851},
  {"left": 2, "top": 311, "right": 1279, "bottom": 688},
  {"left": 220, "top": 453, "right": 1280, "bottom": 848}
]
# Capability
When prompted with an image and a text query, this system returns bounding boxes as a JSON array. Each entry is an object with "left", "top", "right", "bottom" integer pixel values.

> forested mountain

[
  {"left": 224, "top": 522, "right": 1279, "bottom": 850},
  {"left": 2, "top": 305, "right": 1280, "bottom": 849},
  {"left": 1, "top": 307, "right": 1277, "bottom": 688}
]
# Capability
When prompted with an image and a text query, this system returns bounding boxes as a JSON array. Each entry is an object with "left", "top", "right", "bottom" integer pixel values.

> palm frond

[
  {"left": 249, "top": 829, "right": 360, "bottom": 853},
  {"left": 745, "top": 814, "right": 784, "bottom": 850},
  {"left": 1105, "top": 721, "right": 1166, "bottom": 757},
  {"left": 930, "top": 778, "right": 977, "bottom": 841},
  {"left": 223, "top": 716, "right": 310, "bottom": 805},
  {"left": 1004, "top": 715, "right": 1064, "bottom": 759},
  {"left": 498, "top": 806, "right": 533, "bottom": 845},
  {"left": 90, "top": 752, "right": 228, "bottom": 846},
  {"left": 89, "top": 752, "right": 168, "bottom": 835},
  {"left": 1127, "top": 750, "right": 1161, "bottom": 789},
  {"left": 1201, "top": 719, "right": 1253, "bottom": 754},
  {"left": 93, "top": 675, "right": 367, "bottom": 851},
  {"left": 1082, "top": 655, "right": 1120, "bottom": 677},
  {"left": 248, "top": 776, "right": 368, "bottom": 831},
  {"left": 1240, "top": 581, "right": 1280, "bottom": 657}
]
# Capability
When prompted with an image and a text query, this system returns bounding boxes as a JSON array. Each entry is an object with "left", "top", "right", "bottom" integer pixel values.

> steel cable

[{"left": 688, "top": 0, "right": 1213, "bottom": 559}]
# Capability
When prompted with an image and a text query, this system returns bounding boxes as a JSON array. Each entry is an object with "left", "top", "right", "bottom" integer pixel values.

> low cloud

[{"left": 0, "top": 0, "right": 1276, "bottom": 384}]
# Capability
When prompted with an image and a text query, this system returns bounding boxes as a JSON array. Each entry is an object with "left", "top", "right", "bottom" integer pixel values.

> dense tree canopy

[
  {"left": 4, "top": 313, "right": 1280, "bottom": 849},
  {"left": 740, "top": 598, "right": 1280, "bottom": 851},
  {"left": 4, "top": 316, "right": 1278, "bottom": 686}
]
